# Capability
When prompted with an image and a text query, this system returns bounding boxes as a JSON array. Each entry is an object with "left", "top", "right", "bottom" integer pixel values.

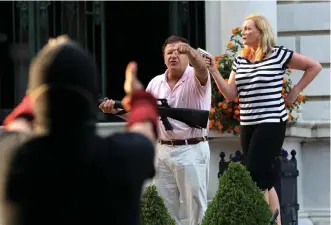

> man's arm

[
  {"left": 5, "top": 118, "right": 32, "bottom": 133},
  {"left": 3, "top": 95, "right": 34, "bottom": 133},
  {"left": 99, "top": 76, "right": 155, "bottom": 123},
  {"left": 99, "top": 62, "right": 158, "bottom": 141},
  {"left": 105, "top": 61, "right": 158, "bottom": 180},
  {"left": 116, "top": 78, "right": 154, "bottom": 122},
  {"left": 178, "top": 43, "right": 209, "bottom": 86},
  {"left": 121, "top": 62, "right": 158, "bottom": 142},
  {"left": 128, "top": 121, "right": 154, "bottom": 143},
  {"left": 124, "top": 90, "right": 158, "bottom": 143},
  {"left": 0, "top": 132, "right": 30, "bottom": 225}
]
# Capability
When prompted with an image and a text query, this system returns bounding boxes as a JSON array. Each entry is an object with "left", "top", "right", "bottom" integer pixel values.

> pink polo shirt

[{"left": 146, "top": 65, "right": 211, "bottom": 140}]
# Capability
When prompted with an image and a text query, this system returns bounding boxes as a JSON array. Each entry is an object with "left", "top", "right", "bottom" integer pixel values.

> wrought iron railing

[{"left": 12, "top": 1, "right": 107, "bottom": 103}]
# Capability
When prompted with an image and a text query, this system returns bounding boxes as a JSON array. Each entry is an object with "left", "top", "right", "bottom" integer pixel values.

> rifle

[{"left": 98, "top": 98, "right": 210, "bottom": 131}]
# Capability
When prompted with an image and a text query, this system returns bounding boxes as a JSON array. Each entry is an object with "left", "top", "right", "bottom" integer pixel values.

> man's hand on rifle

[{"left": 99, "top": 98, "right": 122, "bottom": 114}]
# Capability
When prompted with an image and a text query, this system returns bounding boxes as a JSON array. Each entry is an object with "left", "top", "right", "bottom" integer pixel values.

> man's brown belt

[{"left": 159, "top": 136, "right": 208, "bottom": 146}]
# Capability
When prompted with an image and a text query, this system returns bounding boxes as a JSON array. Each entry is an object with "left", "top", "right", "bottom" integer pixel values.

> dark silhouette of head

[{"left": 27, "top": 38, "right": 99, "bottom": 134}]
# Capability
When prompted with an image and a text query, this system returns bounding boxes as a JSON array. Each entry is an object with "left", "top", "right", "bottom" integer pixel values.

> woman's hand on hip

[{"left": 284, "top": 86, "right": 300, "bottom": 107}]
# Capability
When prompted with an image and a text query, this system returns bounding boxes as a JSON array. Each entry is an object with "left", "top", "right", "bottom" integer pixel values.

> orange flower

[
  {"left": 215, "top": 54, "right": 225, "bottom": 61},
  {"left": 281, "top": 88, "right": 286, "bottom": 95},
  {"left": 233, "top": 97, "right": 239, "bottom": 103},
  {"left": 232, "top": 26, "right": 241, "bottom": 34},
  {"left": 218, "top": 102, "right": 222, "bottom": 107},
  {"left": 234, "top": 126, "right": 240, "bottom": 133},
  {"left": 222, "top": 103, "right": 228, "bottom": 110},
  {"left": 227, "top": 42, "right": 234, "bottom": 49},
  {"left": 298, "top": 95, "right": 306, "bottom": 102},
  {"left": 224, "top": 79, "right": 229, "bottom": 83},
  {"left": 210, "top": 108, "right": 216, "bottom": 114},
  {"left": 216, "top": 121, "right": 223, "bottom": 129},
  {"left": 283, "top": 77, "right": 287, "bottom": 83},
  {"left": 215, "top": 61, "right": 220, "bottom": 68},
  {"left": 234, "top": 110, "right": 240, "bottom": 115},
  {"left": 288, "top": 112, "right": 292, "bottom": 121}
]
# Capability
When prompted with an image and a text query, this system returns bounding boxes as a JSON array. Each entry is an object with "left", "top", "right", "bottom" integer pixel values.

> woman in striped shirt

[{"left": 205, "top": 14, "right": 322, "bottom": 224}]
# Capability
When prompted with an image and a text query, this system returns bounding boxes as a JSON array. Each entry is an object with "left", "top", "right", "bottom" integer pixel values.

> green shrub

[
  {"left": 201, "top": 162, "right": 273, "bottom": 225},
  {"left": 140, "top": 185, "right": 176, "bottom": 225}
]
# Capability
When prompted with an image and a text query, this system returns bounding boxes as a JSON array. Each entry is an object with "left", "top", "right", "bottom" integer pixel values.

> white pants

[{"left": 153, "top": 141, "right": 210, "bottom": 225}]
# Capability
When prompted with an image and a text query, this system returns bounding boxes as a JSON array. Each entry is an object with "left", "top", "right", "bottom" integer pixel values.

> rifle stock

[{"left": 158, "top": 107, "right": 209, "bottom": 130}]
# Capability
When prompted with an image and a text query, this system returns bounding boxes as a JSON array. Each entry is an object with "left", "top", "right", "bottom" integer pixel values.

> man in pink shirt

[{"left": 100, "top": 35, "right": 211, "bottom": 225}]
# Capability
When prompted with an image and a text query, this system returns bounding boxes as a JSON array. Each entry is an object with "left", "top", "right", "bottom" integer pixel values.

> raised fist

[{"left": 176, "top": 43, "right": 191, "bottom": 55}]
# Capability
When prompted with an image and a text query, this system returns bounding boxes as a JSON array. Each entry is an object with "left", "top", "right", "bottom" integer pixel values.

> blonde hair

[{"left": 241, "top": 14, "right": 276, "bottom": 61}]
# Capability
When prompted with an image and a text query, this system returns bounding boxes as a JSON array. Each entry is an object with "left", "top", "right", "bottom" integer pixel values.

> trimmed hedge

[
  {"left": 140, "top": 185, "right": 175, "bottom": 225},
  {"left": 201, "top": 162, "right": 273, "bottom": 225}
]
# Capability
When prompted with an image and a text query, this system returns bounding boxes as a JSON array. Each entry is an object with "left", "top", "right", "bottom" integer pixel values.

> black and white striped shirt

[{"left": 232, "top": 46, "right": 293, "bottom": 125}]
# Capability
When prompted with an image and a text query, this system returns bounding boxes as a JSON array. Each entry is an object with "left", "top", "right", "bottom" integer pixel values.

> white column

[
  {"left": 205, "top": 1, "right": 222, "bottom": 56},
  {"left": 205, "top": 0, "right": 277, "bottom": 54}
]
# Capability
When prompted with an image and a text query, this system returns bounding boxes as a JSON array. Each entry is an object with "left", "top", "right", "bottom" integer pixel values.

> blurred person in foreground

[{"left": 0, "top": 35, "right": 159, "bottom": 225}]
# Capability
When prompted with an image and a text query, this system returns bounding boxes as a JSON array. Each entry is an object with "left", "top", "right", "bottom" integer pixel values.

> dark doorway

[
  {"left": 0, "top": 1, "right": 206, "bottom": 124},
  {"left": 0, "top": 2, "right": 15, "bottom": 109},
  {"left": 102, "top": 1, "right": 206, "bottom": 122},
  {"left": 102, "top": 1, "right": 170, "bottom": 121},
  {"left": 105, "top": 1, "right": 169, "bottom": 99}
]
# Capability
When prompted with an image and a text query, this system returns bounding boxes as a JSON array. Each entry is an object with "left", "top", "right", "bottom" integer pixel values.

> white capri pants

[{"left": 153, "top": 141, "right": 210, "bottom": 225}]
